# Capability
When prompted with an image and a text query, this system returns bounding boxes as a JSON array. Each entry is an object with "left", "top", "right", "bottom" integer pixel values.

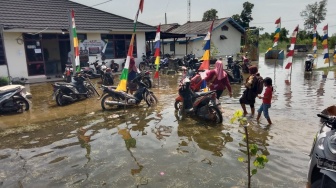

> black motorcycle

[
  {"left": 102, "top": 68, "right": 114, "bottom": 86},
  {"left": 99, "top": 74, "right": 158, "bottom": 110},
  {"left": 52, "top": 73, "right": 99, "bottom": 106},
  {"left": 0, "top": 85, "right": 30, "bottom": 113},
  {"left": 184, "top": 54, "right": 200, "bottom": 71},
  {"left": 139, "top": 53, "right": 155, "bottom": 71},
  {"left": 138, "top": 71, "right": 152, "bottom": 88},
  {"left": 176, "top": 76, "right": 223, "bottom": 124},
  {"left": 308, "top": 107, "right": 336, "bottom": 188},
  {"left": 225, "top": 61, "right": 243, "bottom": 83}
]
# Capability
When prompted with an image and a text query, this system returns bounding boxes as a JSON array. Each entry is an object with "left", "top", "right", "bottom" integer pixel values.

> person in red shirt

[
  {"left": 205, "top": 58, "right": 232, "bottom": 99},
  {"left": 256, "top": 77, "right": 273, "bottom": 125}
]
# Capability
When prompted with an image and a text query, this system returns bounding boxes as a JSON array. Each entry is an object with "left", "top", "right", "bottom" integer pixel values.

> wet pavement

[{"left": 0, "top": 53, "right": 336, "bottom": 187}]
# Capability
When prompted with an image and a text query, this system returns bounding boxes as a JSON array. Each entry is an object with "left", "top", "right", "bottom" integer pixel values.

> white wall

[
  {"left": 3, "top": 32, "right": 27, "bottom": 78},
  {"left": 0, "top": 65, "right": 8, "bottom": 77},
  {"left": 161, "top": 22, "right": 242, "bottom": 59},
  {"left": 87, "top": 32, "right": 146, "bottom": 70}
]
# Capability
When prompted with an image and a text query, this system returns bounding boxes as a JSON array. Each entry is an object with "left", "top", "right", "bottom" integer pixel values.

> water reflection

[
  {"left": 77, "top": 127, "right": 92, "bottom": 162},
  {"left": 177, "top": 123, "right": 233, "bottom": 157}
]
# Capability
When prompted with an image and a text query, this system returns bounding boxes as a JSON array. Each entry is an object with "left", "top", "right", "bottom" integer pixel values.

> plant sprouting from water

[{"left": 230, "top": 110, "right": 269, "bottom": 188}]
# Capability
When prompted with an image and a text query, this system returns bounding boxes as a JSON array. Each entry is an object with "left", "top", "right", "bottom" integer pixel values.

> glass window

[
  {"left": 101, "top": 34, "right": 137, "bottom": 58},
  {"left": 170, "top": 42, "right": 175, "bottom": 51},
  {"left": 104, "top": 41, "right": 114, "bottom": 59}
]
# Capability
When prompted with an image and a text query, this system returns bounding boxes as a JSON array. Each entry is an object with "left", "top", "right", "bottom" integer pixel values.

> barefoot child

[{"left": 256, "top": 77, "right": 273, "bottom": 125}]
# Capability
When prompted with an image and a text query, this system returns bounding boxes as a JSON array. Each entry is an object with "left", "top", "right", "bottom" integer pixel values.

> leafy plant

[
  {"left": 0, "top": 77, "right": 9, "bottom": 86},
  {"left": 230, "top": 110, "right": 269, "bottom": 188}
]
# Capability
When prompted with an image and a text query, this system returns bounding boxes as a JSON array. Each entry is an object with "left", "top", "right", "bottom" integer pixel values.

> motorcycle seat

[
  {"left": 194, "top": 91, "right": 215, "bottom": 97},
  {"left": 54, "top": 82, "right": 76, "bottom": 86},
  {"left": 0, "top": 85, "right": 21, "bottom": 95}
]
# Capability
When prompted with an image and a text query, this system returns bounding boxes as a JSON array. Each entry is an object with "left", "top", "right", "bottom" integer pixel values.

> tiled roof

[
  {"left": 170, "top": 18, "right": 245, "bottom": 35},
  {"left": 0, "top": 0, "right": 155, "bottom": 32},
  {"left": 160, "top": 23, "right": 180, "bottom": 33}
]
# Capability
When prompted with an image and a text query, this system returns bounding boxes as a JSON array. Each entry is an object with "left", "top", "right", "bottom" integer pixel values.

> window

[
  {"left": 101, "top": 34, "right": 137, "bottom": 58},
  {"left": 0, "top": 30, "right": 6, "bottom": 65},
  {"left": 170, "top": 42, "right": 175, "bottom": 51},
  {"left": 221, "top": 25, "right": 229, "bottom": 31},
  {"left": 220, "top": 35, "right": 227, "bottom": 40}
]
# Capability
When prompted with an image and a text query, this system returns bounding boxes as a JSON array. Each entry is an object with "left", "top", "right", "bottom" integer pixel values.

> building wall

[
  {"left": 162, "top": 22, "right": 242, "bottom": 59},
  {"left": 1, "top": 32, "right": 27, "bottom": 78},
  {"left": 0, "top": 31, "right": 148, "bottom": 78}
]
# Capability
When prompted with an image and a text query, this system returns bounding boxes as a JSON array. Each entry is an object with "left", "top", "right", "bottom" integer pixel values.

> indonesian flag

[
  {"left": 154, "top": 25, "right": 161, "bottom": 79},
  {"left": 71, "top": 9, "right": 80, "bottom": 72}
]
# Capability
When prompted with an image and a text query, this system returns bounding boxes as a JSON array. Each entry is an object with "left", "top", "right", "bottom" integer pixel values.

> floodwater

[{"left": 0, "top": 53, "right": 336, "bottom": 187}]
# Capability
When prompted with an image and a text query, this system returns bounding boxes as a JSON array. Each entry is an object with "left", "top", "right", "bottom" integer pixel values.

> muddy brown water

[{"left": 0, "top": 54, "right": 336, "bottom": 187}]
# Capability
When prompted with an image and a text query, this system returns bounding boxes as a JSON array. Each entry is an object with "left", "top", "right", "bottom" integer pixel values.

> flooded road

[{"left": 1, "top": 54, "right": 336, "bottom": 187}]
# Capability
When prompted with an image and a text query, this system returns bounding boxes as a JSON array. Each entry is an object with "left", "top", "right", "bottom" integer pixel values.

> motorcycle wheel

[
  {"left": 139, "top": 62, "right": 146, "bottom": 71},
  {"left": 101, "top": 95, "right": 120, "bottom": 110},
  {"left": 86, "top": 85, "right": 96, "bottom": 97},
  {"left": 142, "top": 77, "right": 152, "bottom": 88},
  {"left": 145, "top": 92, "right": 158, "bottom": 106},
  {"left": 174, "top": 101, "right": 183, "bottom": 110},
  {"left": 209, "top": 106, "right": 223, "bottom": 124},
  {"left": 13, "top": 98, "right": 29, "bottom": 112},
  {"left": 56, "top": 93, "right": 65, "bottom": 106}
]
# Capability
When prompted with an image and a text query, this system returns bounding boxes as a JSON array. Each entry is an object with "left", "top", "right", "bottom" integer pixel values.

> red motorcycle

[{"left": 174, "top": 76, "right": 223, "bottom": 124}]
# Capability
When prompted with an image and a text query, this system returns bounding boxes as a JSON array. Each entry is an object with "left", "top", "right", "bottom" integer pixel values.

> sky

[{"left": 71, "top": 0, "right": 336, "bottom": 35}]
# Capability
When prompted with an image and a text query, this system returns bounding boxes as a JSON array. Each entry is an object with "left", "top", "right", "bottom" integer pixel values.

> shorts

[
  {"left": 257, "top": 103, "right": 271, "bottom": 119},
  {"left": 239, "top": 89, "right": 256, "bottom": 108}
]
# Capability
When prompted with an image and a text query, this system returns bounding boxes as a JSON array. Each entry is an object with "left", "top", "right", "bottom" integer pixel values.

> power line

[{"left": 74, "top": 0, "right": 114, "bottom": 10}]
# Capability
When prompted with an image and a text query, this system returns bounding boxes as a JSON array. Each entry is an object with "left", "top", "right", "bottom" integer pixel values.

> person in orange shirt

[{"left": 256, "top": 77, "right": 273, "bottom": 125}]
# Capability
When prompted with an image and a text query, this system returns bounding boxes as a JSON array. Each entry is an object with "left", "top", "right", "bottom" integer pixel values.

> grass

[{"left": 314, "top": 65, "right": 336, "bottom": 71}]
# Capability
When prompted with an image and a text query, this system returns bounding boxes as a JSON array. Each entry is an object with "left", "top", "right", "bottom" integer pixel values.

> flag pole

[{"left": 68, "top": 9, "right": 75, "bottom": 76}]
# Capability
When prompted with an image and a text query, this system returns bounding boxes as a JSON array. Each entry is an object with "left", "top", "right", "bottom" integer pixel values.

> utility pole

[{"left": 187, "top": 0, "right": 191, "bottom": 22}]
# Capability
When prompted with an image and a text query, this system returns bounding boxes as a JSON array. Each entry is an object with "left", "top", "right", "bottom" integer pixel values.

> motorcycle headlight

[
  {"left": 327, "top": 134, "right": 336, "bottom": 154},
  {"left": 318, "top": 137, "right": 325, "bottom": 150}
]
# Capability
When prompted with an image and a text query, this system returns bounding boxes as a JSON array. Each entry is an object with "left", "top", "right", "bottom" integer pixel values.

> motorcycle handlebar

[
  {"left": 317, "top": 113, "right": 336, "bottom": 126},
  {"left": 317, "top": 113, "right": 329, "bottom": 120}
]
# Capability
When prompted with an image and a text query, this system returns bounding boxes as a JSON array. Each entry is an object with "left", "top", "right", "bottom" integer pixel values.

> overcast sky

[{"left": 71, "top": 0, "right": 336, "bottom": 35}]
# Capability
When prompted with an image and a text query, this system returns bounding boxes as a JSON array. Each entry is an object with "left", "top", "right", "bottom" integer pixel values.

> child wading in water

[{"left": 256, "top": 77, "right": 273, "bottom": 125}]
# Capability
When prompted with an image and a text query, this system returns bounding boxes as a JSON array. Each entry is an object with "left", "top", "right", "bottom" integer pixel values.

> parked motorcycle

[
  {"left": 99, "top": 74, "right": 158, "bottom": 110},
  {"left": 52, "top": 73, "right": 99, "bottom": 106},
  {"left": 184, "top": 54, "right": 201, "bottom": 71},
  {"left": 138, "top": 71, "right": 152, "bottom": 88},
  {"left": 139, "top": 53, "right": 155, "bottom": 71},
  {"left": 308, "top": 106, "right": 336, "bottom": 188},
  {"left": 81, "top": 60, "right": 102, "bottom": 79},
  {"left": 0, "top": 85, "right": 30, "bottom": 113},
  {"left": 175, "top": 76, "right": 223, "bottom": 124},
  {"left": 227, "top": 55, "right": 234, "bottom": 70},
  {"left": 101, "top": 68, "right": 114, "bottom": 86}
]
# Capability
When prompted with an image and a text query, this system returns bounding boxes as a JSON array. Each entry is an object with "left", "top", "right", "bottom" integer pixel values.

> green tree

[
  {"left": 240, "top": 2, "right": 254, "bottom": 28},
  {"left": 202, "top": 8, "right": 218, "bottom": 21},
  {"left": 270, "top": 28, "right": 289, "bottom": 42},
  {"left": 300, "top": 0, "right": 328, "bottom": 30},
  {"left": 231, "top": 2, "right": 254, "bottom": 28},
  {"left": 232, "top": 14, "right": 243, "bottom": 27}
]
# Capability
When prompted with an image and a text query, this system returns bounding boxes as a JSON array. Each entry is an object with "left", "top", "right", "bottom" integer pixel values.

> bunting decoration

[
  {"left": 322, "top": 24, "right": 329, "bottom": 64},
  {"left": 198, "top": 20, "right": 214, "bottom": 71},
  {"left": 285, "top": 25, "right": 299, "bottom": 70},
  {"left": 116, "top": 0, "right": 144, "bottom": 91},
  {"left": 266, "top": 17, "right": 281, "bottom": 52},
  {"left": 154, "top": 25, "right": 161, "bottom": 79},
  {"left": 313, "top": 24, "right": 317, "bottom": 58},
  {"left": 284, "top": 25, "right": 299, "bottom": 83},
  {"left": 71, "top": 9, "right": 80, "bottom": 72}
]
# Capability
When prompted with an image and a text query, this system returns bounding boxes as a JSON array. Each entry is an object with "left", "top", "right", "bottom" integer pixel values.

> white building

[
  {"left": 0, "top": 0, "right": 155, "bottom": 81},
  {"left": 161, "top": 18, "right": 245, "bottom": 59}
]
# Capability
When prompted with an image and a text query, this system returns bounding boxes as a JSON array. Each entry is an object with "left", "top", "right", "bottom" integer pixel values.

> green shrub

[{"left": 0, "top": 77, "right": 9, "bottom": 86}]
